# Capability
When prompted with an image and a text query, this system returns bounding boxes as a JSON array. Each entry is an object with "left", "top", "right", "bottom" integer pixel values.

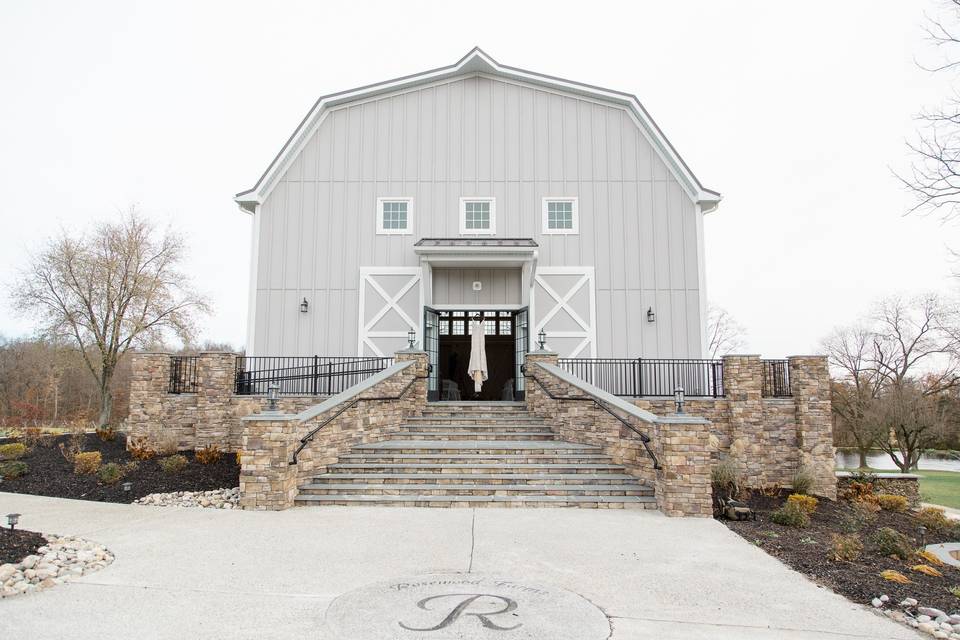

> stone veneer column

[
  {"left": 195, "top": 352, "right": 239, "bottom": 449},
  {"left": 721, "top": 355, "right": 765, "bottom": 486},
  {"left": 522, "top": 350, "right": 559, "bottom": 418},
  {"left": 789, "top": 356, "right": 837, "bottom": 499},
  {"left": 127, "top": 352, "right": 170, "bottom": 440},
  {"left": 655, "top": 415, "right": 714, "bottom": 517},
  {"left": 239, "top": 415, "right": 299, "bottom": 510}
]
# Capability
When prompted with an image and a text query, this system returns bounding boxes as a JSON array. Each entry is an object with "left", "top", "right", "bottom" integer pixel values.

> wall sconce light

[
  {"left": 537, "top": 329, "right": 547, "bottom": 351},
  {"left": 6, "top": 513, "right": 20, "bottom": 531},
  {"left": 647, "top": 307, "right": 656, "bottom": 323},
  {"left": 407, "top": 329, "right": 416, "bottom": 349},
  {"left": 300, "top": 297, "right": 309, "bottom": 313},
  {"left": 674, "top": 386, "right": 685, "bottom": 415},
  {"left": 267, "top": 383, "right": 280, "bottom": 412}
]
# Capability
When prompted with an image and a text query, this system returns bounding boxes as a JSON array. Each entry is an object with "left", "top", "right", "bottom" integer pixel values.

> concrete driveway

[{"left": 0, "top": 492, "right": 918, "bottom": 640}]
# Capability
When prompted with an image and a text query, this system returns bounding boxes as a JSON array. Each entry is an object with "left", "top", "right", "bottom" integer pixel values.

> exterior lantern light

[
  {"left": 122, "top": 482, "right": 132, "bottom": 493},
  {"left": 6, "top": 513, "right": 20, "bottom": 531},
  {"left": 918, "top": 525, "right": 927, "bottom": 547},
  {"left": 537, "top": 329, "right": 547, "bottom": 351},
  {"left": 407, "top": 329, "right": 416, "bottom": 349},
  {"left": 674, "top": 386, "right": 685, "bottom": 415},
  {"left": 267, "top": 383, "right": 280, "bottom": 412},
  {"left": 647, "top": 307, "right": 656, "bottom": 323},
  {"left": 299, "top": 297, "right": 309, "bottom": 313}
]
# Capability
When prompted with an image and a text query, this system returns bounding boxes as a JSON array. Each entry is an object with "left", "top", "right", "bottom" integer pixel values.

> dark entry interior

[{"left": 428, "top": 309, "right": 527, "bottom": 401}]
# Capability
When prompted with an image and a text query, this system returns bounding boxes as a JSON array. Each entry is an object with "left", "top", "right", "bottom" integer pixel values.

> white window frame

[
  {"left": 541, "top": 197, "right": 579, "bottom": 235},
  {"left": 459, "top": 197, "right": 496, "bottom": 235},
  {"left": 376, "top": 197, "right": 413, "bottom": 235}
]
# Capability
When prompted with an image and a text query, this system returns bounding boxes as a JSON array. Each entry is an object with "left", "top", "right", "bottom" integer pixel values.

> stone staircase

[{"left": 295, "top": 402, "right": 656, "bottom": 508}]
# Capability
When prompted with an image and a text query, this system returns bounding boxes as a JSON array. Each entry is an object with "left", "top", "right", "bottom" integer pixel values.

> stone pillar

[
  {"left": 127, "top": 352, "right": 170, "bottom": 442},
  {"left": 655, "top": 415, "right": 714, "bottom": 517},
  {"left": 195, "top": 352, "right": 239, "bottom": 449},
  {"left": 721, "top": 355, "right": 765, "bottom": 486},
  {"left": 789, "top": 356, "right": 836, "bottom": 499},
  {"left": 522, "top": 350, "right": 559, "bottom": 417},
  {"left": 239, "top": 415, "right": 299, "bottom": 510},
  {"left": 393, "top": 349, "right": 430, "bottom": 416}
]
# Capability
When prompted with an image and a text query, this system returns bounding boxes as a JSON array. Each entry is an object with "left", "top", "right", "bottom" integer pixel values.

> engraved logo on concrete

[{"left": 323, "top": 573, "right": 610, "bottom": 639}]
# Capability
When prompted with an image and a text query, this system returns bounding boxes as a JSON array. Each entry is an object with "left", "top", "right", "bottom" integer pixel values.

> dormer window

[
  {"left": 459, "top": 197, "right": 496, "bottom": 235},
  {"left": 542, "top": 197, "right": 578, "bottom": 234},
  {"left": 376, "top": 198, "right": 412, "bottom": 235}
]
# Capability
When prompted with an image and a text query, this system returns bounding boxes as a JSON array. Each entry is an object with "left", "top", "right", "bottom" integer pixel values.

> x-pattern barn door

[
  {"left": 533, "top": 266, "right": 597, "bottom": 357},
  {"left": 357, "top": 267, "right": 423, "bottom": 357}
]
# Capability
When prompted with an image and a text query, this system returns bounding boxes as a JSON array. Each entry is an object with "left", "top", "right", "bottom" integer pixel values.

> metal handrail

[
  {"left": 522, "top": 365, "right": 660, "bottom": 470},
  {"left": 290, "top": 372, "right": 427, "bottom": 465}
]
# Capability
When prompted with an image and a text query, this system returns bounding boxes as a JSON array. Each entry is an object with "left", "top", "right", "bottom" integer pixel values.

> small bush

[
  {"left": 711, "top": 458, "right": 741, "bottom": 499},
  {"left": 791, "top": 467, "right": 815, "bottom": 495},
  {"left": 97, "top": 462, "right": 125, "bottom": 485},
  {"left": 950, "top": 585, "right": 960, "bottom": 599},
  {"left": 871, "top": 527, "right": 912, "bottom": 560},
  {"left": 0, "top": 460, "right": 28, "bottom": 479},
  {"left": 21, "top": 427, "right": 52, "bottom": 448},
  {"left": 158, "top": 454, "right": 188, "bottom": 474},
  {"left": 876, "top": 494, "right": 908, "bottom": 512},
  {"left": 154, "top": 433, "right": 179, "bottom": 456},
  {"left": 842, "top": 481, "right": 880, "bottom": 507},
  {"left": 123, "top": 461, "right": 139, "bottom": 474},
  {"left": 195, "top": 444, "right": 222, "bottom": 465},
  {"left": 95, "top": 425, "right": 116, "bottom": 442},
  {"left": 880, "top": 569, "right": 911, "bottom": 584},
  {"left": 0, "top": 443, "right": 28, "bottom": 460},
  {"left": 839, "top": 500, "right": 878, "bottom": 533},
  {"left": 128, "top": 437, "right": 156, "bottom": 460},
  {"left": 770, "top": 501, "right": 810, "bottom": 528},
  {"left": 911, "top": 564, "right": 943, "bottom": 578},
  {"left": 917, "top": 506, "right": 952, "bottom": 533},
  {"left": 830, "top": 533, "right": 863, "bottom": 562},
  {"left": 73, "top": 451, "right": 102, "bottom": 475},
  {"left": 787, "top": 493, "right": 818, "bottom": 515}
]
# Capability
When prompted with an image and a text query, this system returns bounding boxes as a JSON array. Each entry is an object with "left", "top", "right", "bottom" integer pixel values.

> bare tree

[
  {"left": 11, "top": 211, "right": 208, "bottom": 426},
  {"left": 901, "top": 1, "right": 960, "bottom": 220},
  {"left": 867, "top": 383, "right": 945, "bottom": 473},
  {"left": 706, "top": 304, "right": 746, "bottom": 359}
]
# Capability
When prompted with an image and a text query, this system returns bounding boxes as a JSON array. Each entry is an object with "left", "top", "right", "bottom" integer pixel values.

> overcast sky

[{"left": 1, "top": 0, "right": 956, "bottom": 357}]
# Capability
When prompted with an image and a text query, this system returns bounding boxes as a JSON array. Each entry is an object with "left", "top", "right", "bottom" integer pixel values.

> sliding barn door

[
  {"left": 532, "top": 267, "right": 597, "bottom": 357},
  {"left": 357, "top": 267, "right": 423, "bottom": 357}
]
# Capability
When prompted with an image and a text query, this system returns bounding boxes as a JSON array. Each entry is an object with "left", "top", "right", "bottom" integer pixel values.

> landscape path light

[
  {"left": 6, "top": 513, "right": 20, "bottom": 531},
  {"left": 674, "top": 386, "right": 685, "bottom": 415}
]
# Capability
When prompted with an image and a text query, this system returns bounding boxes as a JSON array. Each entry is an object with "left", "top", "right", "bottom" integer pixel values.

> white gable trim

[{"left": 234, "top": 48, "right": 720, "bottom": 214}]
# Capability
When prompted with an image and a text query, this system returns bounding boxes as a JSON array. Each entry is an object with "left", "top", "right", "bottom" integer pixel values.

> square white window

[
  {"left": 459, "top": 197, "right": 496, "bottom": 235},
  {"left": 376, "top": 198, "right": 413, "bottom": 235},
  {"left": 541, "top": 197, "right": 579, "bottom": 235}
]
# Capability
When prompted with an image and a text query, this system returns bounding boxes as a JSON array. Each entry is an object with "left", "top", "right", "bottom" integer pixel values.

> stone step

[
  {"left": 328, "top": 462, "right": 627, "bottom": 473},
  {"left": 335, "top": 454, "right": 615, "bottom": 465},
  {"left": 424, "top": 401, "right": 527, "bottom": 410},
  {"left": 389, "top": 431, "right": 556, "bottom": 442},
  {"left": 401, "top": 422, "right": 550, "bottom": 431},
  {"left": 404, "top": 417, "right": 546, "bottom": 425},
  {"left": 299, "top": 483, "right": 652, "bottom": 496},
  {"left": 310, "top": 472, "right": 642, "bottom": 484},
  {"left": 294, "top": 493, "right": 658, "bottom": 508},
  {"left": 352, "top": 440, "right": 599, "bottom": 452}
]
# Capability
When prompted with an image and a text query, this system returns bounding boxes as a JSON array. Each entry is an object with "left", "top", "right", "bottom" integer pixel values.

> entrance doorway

[{"left": 424, "top": 308, "right": 528, "bottom": 402}]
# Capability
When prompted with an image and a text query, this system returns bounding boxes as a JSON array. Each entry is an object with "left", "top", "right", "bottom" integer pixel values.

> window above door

[
  {"left": 459, "top": 197, "right": 496, "bottom": 235},
  {"left": 542, "top": 197, "right": 579, "bottom": 235},
  {"left": 376, "top": 197, "right": 413, "bottom": 235}
]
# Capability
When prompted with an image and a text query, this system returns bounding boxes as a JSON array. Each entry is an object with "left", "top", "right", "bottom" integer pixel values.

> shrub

[
  {"left": 97, "top": 462, "right": 125, "bottom": 485},
  {"left": 0, "top": 460, "right": 28, "bottom": 479},
  {"left": 839, "top": 500, "right": 879, "bottom": 534},
  {"left": 770, "top": 501, "right": 810, "bottom": 528},
  {"left": 871, "top": 527, "right": 912, "bottom": 560},
  {"left": 917, "top": 507, "right": 952, "bottom": 533},
  {"left": 0, "top": 443, "right": 28, "bottom": 460},
  {"left": 128, "top": 437, "right": 156, "bottom": 461},
  {"left": 791, "top": 467, "right": 815, "bottom": 495},
  {"left": 195, "top": 444, "right": 222, "bottom": 465},
  {"left": 21, "top": 427, "right": 52, "bottom": 448},
  {"left": 73, "top": 451, "right": 102, "bottom": 475},
  {"left": 154, "top": 433, "right": 179, "bottom": 456},
  {"left": 876, "top": 494, "right": 908, "bottom": 512},
  {"left": 830, "top": 533, "right": 863, "bottom": 562},
  {"left": 711, "top": 458, "right": 741, "bottom": 499},
  {"left": 95, "top": 425, "right": 116, "bottom": 442},
  {"left": 787, "top": 494, "right": 818, "bottom": 515},
  {"left": 880, "top": 569, "right": 911, "bottom": 584},
  {"left": 951, "top": 585, "right": 960, "bottom": 599},
  {"left": 123, "top": 461, "right": 139, "bottom": 474},
  {"left": 842, "top": 481, "right": 880, "bottom": 507},
  {"left": 158, "top": 454, "right": 188, "bottom": 474}
]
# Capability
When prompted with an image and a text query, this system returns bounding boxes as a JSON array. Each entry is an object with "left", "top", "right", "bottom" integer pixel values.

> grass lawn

[{"left": 838, "top": 466, "right": 960, "bottom": 510}]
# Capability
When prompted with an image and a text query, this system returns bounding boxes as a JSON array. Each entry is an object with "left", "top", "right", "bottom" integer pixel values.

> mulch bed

[
  {"left": 0, "top": 433, "right": 239, "bottom": 503},
  {"left": 724, "top": 491, "right": 960, "bottom": 613},
  {"left": 0, "top": 529, "right": 45, "bottom": 565}
]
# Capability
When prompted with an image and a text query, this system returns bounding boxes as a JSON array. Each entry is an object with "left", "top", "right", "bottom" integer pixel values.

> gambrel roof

[{"left": 234, "top": 47, "right": 721, "bottom": 213}]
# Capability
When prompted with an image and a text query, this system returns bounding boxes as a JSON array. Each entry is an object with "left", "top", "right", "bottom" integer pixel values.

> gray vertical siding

[
  {"left": 432, "top": 268, "right": 522, "bottom": 305},
  {"left": 252, "top": 74, "right": 706, "bottom": 358}
]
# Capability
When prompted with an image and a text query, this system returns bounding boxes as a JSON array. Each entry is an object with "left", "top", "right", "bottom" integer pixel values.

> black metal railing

[
  {"left": 557, "top": 357, "right": 724, "bottom": 398},
  {"left": 762, "top": 359, "right": 792, "bottom": 398},
  {"left": 168, "top": 356, "right": 198, "bottom": 394},
  {"left": 234, "top": 356, "right": 394, "bottom": 396}
]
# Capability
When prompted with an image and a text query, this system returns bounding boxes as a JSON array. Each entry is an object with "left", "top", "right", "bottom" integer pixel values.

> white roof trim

[{"left": 234, "top": 47, "right": 721, "bottom": 213}]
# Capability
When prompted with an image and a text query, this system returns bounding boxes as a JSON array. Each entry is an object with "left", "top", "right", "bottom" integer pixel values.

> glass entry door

[
  {"left": 423, "top": 306, "right": 440, "bottom": 401},
  {"left": 513, "top": 307, "right": 529, "bottom": 400}
]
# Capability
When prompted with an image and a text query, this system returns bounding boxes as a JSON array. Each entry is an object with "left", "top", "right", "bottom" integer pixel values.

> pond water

[{"left": 835, "top": 450, "right": 960, "bottom": 472}]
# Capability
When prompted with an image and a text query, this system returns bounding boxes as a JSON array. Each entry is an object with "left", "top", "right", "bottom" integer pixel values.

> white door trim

[
  {"left": 358, "top": 267, "right": 423, "bottom": 356},
  {"left": 533, "top": 266, "right": 597, "bottom": 357}
]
